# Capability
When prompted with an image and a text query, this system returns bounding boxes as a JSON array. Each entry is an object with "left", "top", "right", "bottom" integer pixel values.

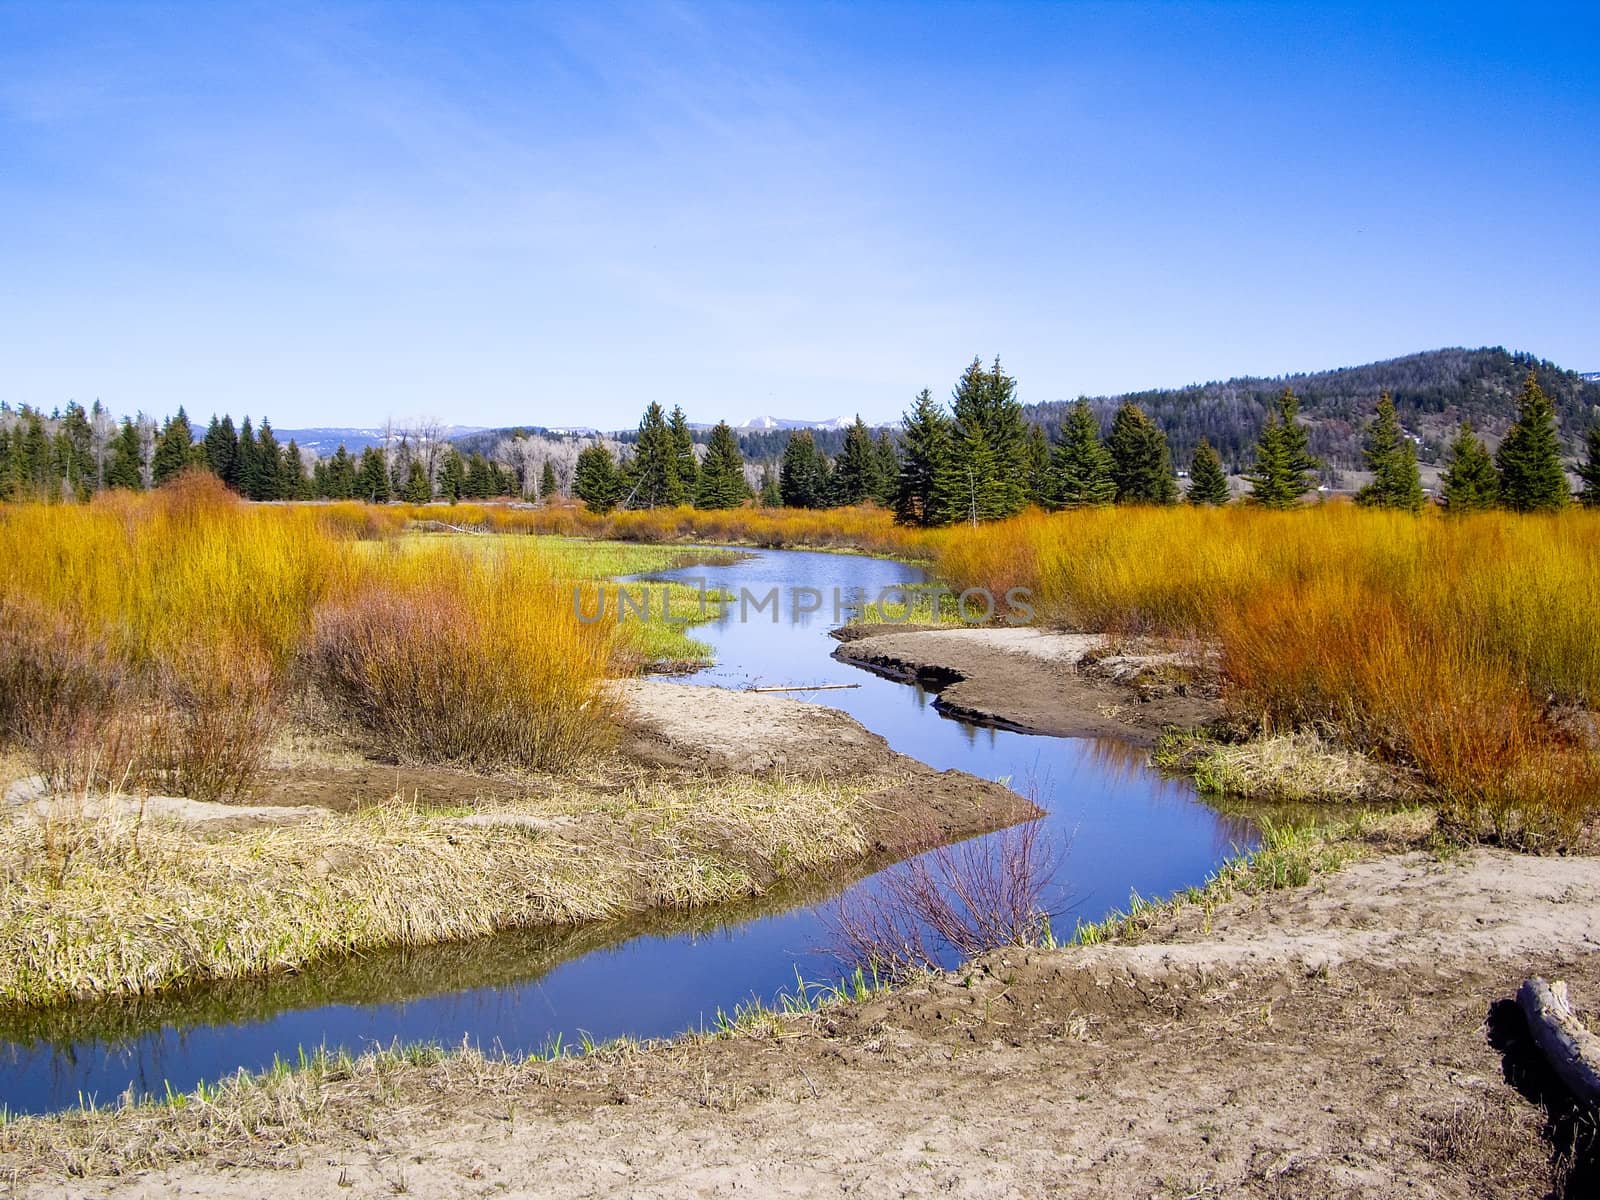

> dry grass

[
  {"left": 0, "top": 770, "right": 882, "bottom": 1009},
  {"left": 1155, "top": 730, "right": 1417, "bottom": 805},
  {"left": 930, "top": 504, "right": 1600, "bottom": 848},
  {"left": 401, "top": 499, "right": 934, "bottom": 557},
  {"left": 0, "top": 479, "right": 629, "bottom": 796}
]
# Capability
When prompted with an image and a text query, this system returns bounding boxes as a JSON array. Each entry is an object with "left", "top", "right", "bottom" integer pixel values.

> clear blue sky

[{"left": 2, "top": 1, "right": 1596, "bottom": 430}]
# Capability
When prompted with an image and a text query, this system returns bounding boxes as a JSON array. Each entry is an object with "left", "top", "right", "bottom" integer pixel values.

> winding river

[{"left": 0, "top": 548, "right": 1256, "bottom": 1116}]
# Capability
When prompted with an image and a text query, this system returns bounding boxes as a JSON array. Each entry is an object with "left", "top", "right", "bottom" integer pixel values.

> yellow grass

[
  {"left": 0, "top": 476, "right": 619, "bottom": 793},
  {"left": 930, "top": 504, "right": 1600, "bottom": 846}
]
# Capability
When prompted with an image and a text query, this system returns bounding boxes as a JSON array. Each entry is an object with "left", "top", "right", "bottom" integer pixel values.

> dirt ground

[
  {"left": 834, "top": 626, "right": 1222, "bottom": 745},
  {"left": 28, "top": 844, "right": 1599, "bottom": 1200}
]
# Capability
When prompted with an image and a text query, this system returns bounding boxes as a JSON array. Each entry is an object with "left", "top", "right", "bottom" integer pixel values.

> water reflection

[{"left": 0, "top": 548, "right": 1259, "bottom": 1116}]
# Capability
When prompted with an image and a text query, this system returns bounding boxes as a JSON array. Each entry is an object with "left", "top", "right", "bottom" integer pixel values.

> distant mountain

[
  {"left": 737, "top": 415, "right": 854, "bottom": 431},
  {"left": 1025, "top": 348, "right": 1600, "bottom": 474},
  {"left": 279, "top": 425, "right": 488, "bottom": 455}
]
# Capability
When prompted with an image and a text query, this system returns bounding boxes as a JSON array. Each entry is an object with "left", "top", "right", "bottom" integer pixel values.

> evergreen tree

[
  {"left": 151, "top": 408, "right": 195, "bottom": 486},
  {"left": 436, "top": 447, "right": 465, "bottom": 502},
  {"left": 1578, "top": 425, "right": 1600, "bottom": 508},
  {"left": 668, "top": 406, "right": 697, "bottom": 497},
  {"left": 895, "top": 388, "right": 957, "bottom": 526},
  {"left": 0, "top": 427, "right": 12, "bottom": 500},
  {"left": 540, "top": 459, "right": 559, "bottom": 503},
  {"left": 1439, "top": 422, "right": 1499, "bottom": 513},
  {"left": 1186, "top": 440, "right": 1231, "bottom": 505},
  {"left": 254, "top": 419, "right": 283, "bottom": 500},
  {"left": 106, "top": 418, "right": 146, "bottom": 490},
  {"left": 325, "top": 445, "right": 358, "bottom": 500},
  {"left": 573, "top": 444, "right": 622, "bottom": 513},
  {"left": 16, "top": 410, "right": 51, "bottom": 495},
  {"left": 1245, "top": 388, "right": 1320, "bottom": 509},
  {"left": 402, "top": 458, "right": 432, "bottom": 504},
  {"left": 1024, "top": 423, "right": 1051, "bottom": 506},
  {"left": 694, "top": 421, "right": 749, "bottom": 509},
  {"left": 780, "top": 430, "right": 829, "bottom": 508},
  {"left": 1048, "top": 400, "right": 1116, "bottom": 508},
  {"left": 282, "top": 440, "right": 311, "bottom": 499},
  {"left": 236, "top": 418, "right": 264, "bottom": 498},
  {"left": 356, "top": 447, "right": 391, "bottom": 502},
  {"left": 1495, "top": 371, "right": 1569, "bottom": 511},
  {"left": 462, "top": 452, "right": 494, "bottom": 499},
  {"left": 832, "top": 416, "right": 878, "bottom": 505},
  {"left": 57, "top": 402, "right": 97, "bottom": 498},
  {"left": 950, "top": 355, "right": 1030, "bottom": 519},
  {"left": 1106, "top": 402, "right": 1178, "bottom": 504},
  {"left": 758, "top": 465, "right": 782, "bottom": 507},
  {"left": 871, "top": 431, "right": 900, "bottom": 506},
  {"left": 1354, "top": 392, "right": 1424, "bottom": 512},
  {"left": 629, "top": 402, "right": 685, "bottom": 508},
  {"left": 204, "top": 415, "right": 239, "bottom": 488}
]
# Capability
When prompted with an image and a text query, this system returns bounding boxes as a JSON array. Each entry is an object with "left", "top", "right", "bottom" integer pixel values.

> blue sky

[{"left": 1, "top": 1, "right": 1596, "bottom": 430}]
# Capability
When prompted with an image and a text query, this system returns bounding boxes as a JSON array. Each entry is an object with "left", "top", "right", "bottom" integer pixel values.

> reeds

[
  {"left": 0, "top": 476, "right": 618, "bottom": 795},
  {"left": 931, "top": 504, "right": 1600, "bottom": 846}
]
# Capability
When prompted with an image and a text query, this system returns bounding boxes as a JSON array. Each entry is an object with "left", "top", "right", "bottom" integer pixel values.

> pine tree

[
  {"left": 1496, "top": 371, "right": 1569, "bottom": 511},
  {"left": 1439, "top": 422, "right": 1499, "bottom": 513},
  {"left": 254, "top": 420, "right": 283, "bottom": 500},
  {"left": 1024, "top": 423, "right": 1051, "bottom": 506},
  {"left": 150, "top": 408, "right": 195, "bottom": 486},
  {"left": 202, "top": 415, "right": 238, "bottom": 488},
  {"left": 758, "top": 465, "right": 782, "bottom": 507},
  {"left": 573, "top": 444, "right": 621, "bottom": 513},
  {"left": 871, "top": 430, "right": 900, "bottom": 506},
  {"left": 1578, "top": 426, "right": 1600, "bottom": 508},
  {"left": 540, "top": 459, "right": 559, "bottom": 503},
  {"left": 325, "top": 445, "right": 357, "bottom": 500},
  {"left": 436, "top": 447, "right": 465, "bottom": 503},
  {"left": 356, "top": 447, "right": 391, "bottom": 502},
  {"left": 282, "top": 440, "right": 311, "bottom": 499},
  {"left": 1048, "top": 400, "right": 1116, "bottom": 508},
  {"left": 1354, "top": 392, "right": 1424, "bottom": 512},
  {"left": 105, "top": 418, "right": 146, "bottom": 490},
  {"left": 1107, "top": 402, "right": 1178, "bottom": 504},
  {"left": 780, "top": 430, "right": 829, "bottom": 508},
  {"left": 1186, "top": 439, "right": 1231, "bottom": 505},
  {"left": 237, "top": 417, "right": 266, "bottom": 498},
  {"left": 950, "top": 355, "right": 1030, "bottom": 519},
  {"left": 402, "top": 458, "right": 432, "bottom": 504},
  {"left": 629, "top": 403, "right": 685, "bottom": 508},
  {"left": 895, "top": 388, "right": 957, "bottom": 526},
  {"left": 694, "top": 421, "right": 749, "bottom": 509},
  {"left": 1246, "top": 388, "right": 1320, "bottom": 509},
  {"left": 832, "top": 416, "right": 877, "bottom": 505},
  {"left": 0, "top": 427, "right": 12, "bottom": 500},
  {"left": 463, "top": 452, "right": 493, "bottom": 499},
  {"left": 668, "top": 406, "right": 697, "bottom": 498},
  {"left": 57, "top": 402, "right": 97, "bottom": 499}
]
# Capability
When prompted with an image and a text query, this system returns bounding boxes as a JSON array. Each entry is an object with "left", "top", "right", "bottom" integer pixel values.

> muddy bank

[
  {"left": 0, "top": 683, "right": 1033, "bottom": 1009},
  {"left": 834, "top": 626, "right": 1222, "bottom": 745},
  {"left": 618, "top": 678, "right": 1037, "bottom": 853},
  {"left": 18, "top": 841, "right": 1600, "bottom": 1199}
]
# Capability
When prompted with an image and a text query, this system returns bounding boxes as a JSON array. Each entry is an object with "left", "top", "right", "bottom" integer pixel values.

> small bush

[{"left": 307, "top": 546, "right": 616, "bottom": 770}]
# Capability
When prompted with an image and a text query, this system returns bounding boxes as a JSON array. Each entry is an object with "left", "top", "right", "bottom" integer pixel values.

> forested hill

[{"left": 1025, "top": 348, "right": 1600, "bottom": 473}]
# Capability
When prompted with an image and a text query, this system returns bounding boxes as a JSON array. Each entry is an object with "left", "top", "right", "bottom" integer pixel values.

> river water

[{"left": 0, "top": 548, "right": 1254, "bottom": 1116}]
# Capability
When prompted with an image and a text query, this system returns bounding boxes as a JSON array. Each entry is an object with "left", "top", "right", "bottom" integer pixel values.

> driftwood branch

[
  {"left": 1518, "top": 977, "right": 1600, "bottom": 1105},
  {"left": 744, "top": 683, "right": 861, "bottom": 694}
]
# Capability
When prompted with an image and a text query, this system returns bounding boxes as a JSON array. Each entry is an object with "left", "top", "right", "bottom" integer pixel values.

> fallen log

[
  {"left": 744, "top": 683, "right": 861, "bottom": 693},
  {"left": 1517, "top": 977, "right": 1600, "bottom": 1105}
]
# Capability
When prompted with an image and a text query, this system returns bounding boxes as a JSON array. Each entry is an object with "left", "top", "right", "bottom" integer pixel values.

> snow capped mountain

[{"left": 738, "top": 415, "right": 855, "bottom": 431}]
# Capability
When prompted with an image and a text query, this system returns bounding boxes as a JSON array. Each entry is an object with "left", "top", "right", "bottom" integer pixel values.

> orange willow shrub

[
  {"left": 307, "top": 542, "right": 617, "bottom": 769},
  {"left": 932, "top": 503, "right": 1600, "bottom": 846},
  {"left": 0, "top": 476, "right": 615, "bottom": 796},
  {"left": 400, "top": 500, "right": 937, "bottom": 557}
]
